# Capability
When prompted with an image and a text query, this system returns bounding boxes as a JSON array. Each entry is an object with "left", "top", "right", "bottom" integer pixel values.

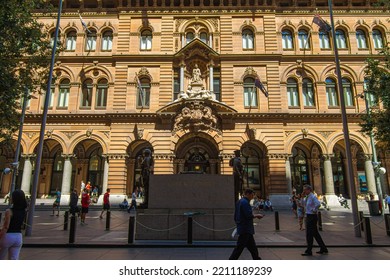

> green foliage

[
  {"left": 361, "top": 46, "right": 390, "bottom": 147},
  {"left": 0, "top": 0, "right": 53, "bottom": 140}
]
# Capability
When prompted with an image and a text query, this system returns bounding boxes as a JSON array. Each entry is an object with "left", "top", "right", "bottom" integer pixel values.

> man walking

[
  {"left": 229, "top": 188, "right": 264, "bottom": 260},
  {"left": 100, "top": 188, "right": 110, "bottom": 219},
  {"left": 301, "top": 185, "right": 328, "bottom": 256}
]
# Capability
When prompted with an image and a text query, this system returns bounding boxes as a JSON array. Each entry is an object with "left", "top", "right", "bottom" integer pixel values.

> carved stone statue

[{"left": 191, "top": 64, "right": 202, "bottom": 83}]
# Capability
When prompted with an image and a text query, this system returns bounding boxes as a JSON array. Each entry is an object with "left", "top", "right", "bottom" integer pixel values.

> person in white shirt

[{"left": 301, "top": 185, "right": 328, "bottom": 256}]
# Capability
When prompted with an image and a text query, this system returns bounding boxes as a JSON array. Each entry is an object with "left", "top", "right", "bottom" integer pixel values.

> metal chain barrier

[
  {"left": 192, "top": 219, "right": 235, "bottom": 232},
  {"left": 136, "top": 219, "right": 187, "bottom": 232}
]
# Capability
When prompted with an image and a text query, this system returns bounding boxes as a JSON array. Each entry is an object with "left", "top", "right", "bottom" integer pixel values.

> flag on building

[
  {"left": 136, "top": 74, "right": 145, "bottom": 107},
  {"left": 255, "top": 78, "right": 269, "bottom": 97},
  {"left": 312, "top": 14, "right": 331, "bottom": 32},
  {"left": 79, "top": 13, "right": 91, "bottom": 33}
]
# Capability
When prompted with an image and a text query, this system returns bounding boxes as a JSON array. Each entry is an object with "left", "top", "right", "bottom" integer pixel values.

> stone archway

[{"left": 174, "top": 132, "right": 219, "bottom": 174}]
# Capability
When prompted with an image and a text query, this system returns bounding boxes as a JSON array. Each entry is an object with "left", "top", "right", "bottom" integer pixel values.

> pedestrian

[
  {"left": 296, "top": 193, "right": 305, "bottom": 231},
  {"left": 385, "top": 194, "right": 390, "bottom": 213},
  {"left": 99, "top": 188, "right": 110, "bottom": 219},
  {"left": 81, "top": 180, "right": 85, "bottom": 192},
  {"left": 119, "top": 198, "right": 129, "bottom": 210},
  {"left": 301, "top": 185, "right": 328, "bottom": 256},
  {"left": 229, "top": 188, "right": 264, "bottom": 260},
  {"left": 69, "top": 188, "right": 79, "bottom": 217},
  {"left": 231, "top": 150, "right": 244, "bottom": 201},
  {"left": 51, "top": 188, "right": 61, "bottom": 216},
  {"left": 0, "top": 189, "right": 28, "bottom": 260},
  {"left": 80, "top": 189, "right": 91, "bottom": 224},
  {"left": 128, "top": 189, "right": 137, "bottom": 212}
]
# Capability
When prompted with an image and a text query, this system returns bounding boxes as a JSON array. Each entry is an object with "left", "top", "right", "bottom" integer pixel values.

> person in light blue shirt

[
  {"left": 385, "top": 195, "right": 390, "bottom": 213},
  {"left": 301, "top": 185, "right": 328, "bottom": 256}
]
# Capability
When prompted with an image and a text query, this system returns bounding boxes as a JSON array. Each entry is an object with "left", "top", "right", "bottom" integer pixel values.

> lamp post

[
  {"left": 25, "top": 0, "right": 63, "bottom": 236},
  {"left": 328, "top": 0, "right": 361, "bottom": 237}
]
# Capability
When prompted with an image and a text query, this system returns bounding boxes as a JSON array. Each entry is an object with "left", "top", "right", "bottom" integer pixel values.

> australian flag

[
  {"left": 312, "top": 14, "right": 331, "bottom": 32},
  {"left": 255, "top": 78, "right": 269, "bottom": 98},
  {"left": 79, "top": 13, "right": 91, "bottom": 34}
]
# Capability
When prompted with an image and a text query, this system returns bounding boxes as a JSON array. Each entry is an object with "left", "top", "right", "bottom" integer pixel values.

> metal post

[
  {"left": 69, "top": 215, "right": 76, "bottom": 244},
  {"left": 328, "top": 0, "right": 361, "bottom": 237},
  {"left": 359, "top": 211, "right": 364, "bottom": 232},
  {"left": 9, "top": 87, "right": 29, "bottom": 200},
  {"left": 128, "top": 215, "right": 135, "bottom": 244},
  {"left": 187, "top": 216, "right": 193, "bottom": 244},
  {"left": 363, "top": 216, "right": 372, "bottom": 244},
  {"left": 105, "top": 210, "right": 111, "bottom": 230},
  {"left": 25, "top": 0, "right": 63, "bottom": 236},
  {"left": 384, "top": 214, "right": 390, "bottom": 236},
  {"left": 63, "top": 211, "right": 69, "bottom": 230},
  {"left": 274, "top": 211, "right": 280, "bottom": 231},
  {"left": 318, "top": 211, "right": 323, "bottom": 231}
]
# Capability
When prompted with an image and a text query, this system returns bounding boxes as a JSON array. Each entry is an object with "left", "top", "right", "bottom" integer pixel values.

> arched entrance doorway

[{"left": 174, "top": 133, "right": 219, "bottom": 174}]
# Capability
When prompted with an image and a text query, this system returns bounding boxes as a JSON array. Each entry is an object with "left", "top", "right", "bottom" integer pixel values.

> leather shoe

[
  {"left": 301, "top": 252, "right": 312, "bottom": 256},
  {"left": 316, "top": 250, "right": 328, "bottom": 255}
]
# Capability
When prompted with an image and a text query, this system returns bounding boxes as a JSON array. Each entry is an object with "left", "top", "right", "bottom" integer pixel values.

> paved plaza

[{"left": 1, "top": 199, "right": 390, "bottom": 260}]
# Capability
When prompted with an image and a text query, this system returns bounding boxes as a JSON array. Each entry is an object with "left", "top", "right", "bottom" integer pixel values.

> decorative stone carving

[
  {"left": 86, "top": 128, "right": 93, "bottom": 138},
  {"left": 46, "top": 129, "right": 53, "bottom": 138},
  {"left": 173, "top": 101, "right": 219, "bottom": 134}
]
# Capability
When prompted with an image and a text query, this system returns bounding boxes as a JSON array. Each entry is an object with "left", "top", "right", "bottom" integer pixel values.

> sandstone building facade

[{"left": 0, "top": 0, "right": 389, "bottom": 205}]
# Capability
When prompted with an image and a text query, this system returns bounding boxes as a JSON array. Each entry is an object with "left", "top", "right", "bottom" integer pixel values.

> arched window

[
  {"left": 186, "top": 32, "right": 194, "bottom": 44},
  {"left": 298, "top": 29, "right": 310, "bottom": 49},
  {"left": 101, "top": 30, "right": 113, "bottom": 51},
  {"left": 41, "top": 83, "right": 55, "bottom": 109},
  {"left": 81, "top": 79, "right": 93, "bottom": 108},
  {"left": 356, "top": 29, "right": 368, "bottom": 49},
  {"left": 50, "top": 31, "right": 60, "bottom": 48},
  {"left": 302, "top": 78, "right": 315, "bottom": 107},
  {"left": 287, "top": 78, "right": 299, "bottom": 107},
  {"left": 58, "top": 79, "right": 70, "bottom": 108},
  {"left": 85, "top": 29, "right": 97, "bottom": 51},
  {"left": 243, "top": 77, "right": 257, "bottom": 107},
  {"left": 326, "top": 78, "right": 338, "bottom": 106},
  {"left": 96, "top": 79, "right": 108, "bottom": 108},
  {"left": 290, "top": 147, "right": 310, "bottom": 194},
  {"left": 372, "top": 29, "right": 384, "bottom": 49},
  {"left": 282, "top": 29, "right": 293, "bottom": 49},
  {"left": 242, "top": 29, "right": 254, "bottom": 49},
  {"left": 137, "top": 77, "right": 150, "bottom": 108},
  {"left": 342, "top": 78, "right": 354, "bottom": 107},
  {"left": 319, "top": 30, "right": 331, "bottom": 49},
  {"left": 140, "top": 29, "right": 152, "bottom": 50},
  {"left": 66, "top": 30, "right": 77, "bottom": 51},
  {"left": 335, "top": 29, "right": 347, "bottom": 49},
  {"left": 200, "top": 32, "right": 208, "bottom": 44}
]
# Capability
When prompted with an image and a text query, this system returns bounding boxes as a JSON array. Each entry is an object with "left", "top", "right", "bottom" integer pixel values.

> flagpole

[
  {"left": 25, "top": 0, "right": 63, "bottom": 236},
  {"left": 328, "top": 0, "right": 361, "bottom": 237}
]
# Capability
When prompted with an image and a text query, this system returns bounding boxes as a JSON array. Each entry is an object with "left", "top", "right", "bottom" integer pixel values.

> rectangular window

[
  {"left": 66, "top": 37, "right": 76, "bottom": 51},
  {"left": 137, "top": 87, "right": 150, "bottom": 108},
  {"left": 102, "top": 36, "right": 112, "bottom": 51},
  {"left": 326, "top": 87, "right": 338, "bottom": 106},
  {"left": 86, "top": 36, "right": 96, "bottom": 51},
  {"left": 140, "top": 36, "right": 152, "bottom": 50},
  {"left": 81, "top": 85, "right": 92, "bottom": 108},
  {"left": 96, "top": 86, "right": 107, "bottom": 108},
  {"left": 244, "top": 87, "right": 257, "bottom": 107},
  {"left": 41, "top": 86, "right": 54, "bottom": 108},
  {"left": 343, "top": 86, "right": 354, "bottom": 107},
  {"left": 58, "top": 87, "right": 69, "bottom": 108},
  {"left": 319, "top": 32, "right": 331, "bottom": 49},
  {"left": 287, "top": 86, "right": 299, "bottom": 107},
  {"left": 302, "top": 85, "right": 315, "bottom": 107},
  {"left": 173, "top": 77, "right": 180, "bottom": 101},
  {"left": 213, "top": 77, "right": 221, "bottom": 102}
]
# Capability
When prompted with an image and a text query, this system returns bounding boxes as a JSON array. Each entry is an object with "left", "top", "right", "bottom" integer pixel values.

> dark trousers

[
  {"left": 229, "top": 233, "right": 260, "bottom": 260},
  {"left": 305, "top": 214, "right": 327, "bottom": 253}
]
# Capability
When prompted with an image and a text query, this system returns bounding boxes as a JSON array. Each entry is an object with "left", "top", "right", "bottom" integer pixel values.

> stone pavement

[{"left": 1, "top": 199, "right": 390, "bottom": 260}]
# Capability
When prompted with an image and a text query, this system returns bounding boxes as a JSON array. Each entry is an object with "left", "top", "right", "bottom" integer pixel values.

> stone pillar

[
  {"left": 61, "top": 154, "right": 73, "bottom": 196},
  {"left": 127, "top": 158, "right": 136, "bottom": 195},
  {"left": 209, "top": 34, "right": 213, "bottom": 48},
  {"left": 209, "top": 159, "right": 218, "bottom": 174},
  {"left": 180, "top": 61, "right": 185, "bottom": 93},
  {"left": 323, "top": 154, "right": 335, "bottom": 195},
  {"left": 21, "top": 155, "right": 33, "bottom": 196},
  {"left": 365, "top": 155, "right": 377, "bottom": 196},
  {"left": 181, "top": 34, "right": 185, "bottom": 48},
  {"left": 311, "top": 158, "right": 322, "bottom": 194},
  {"left": 209, "top": 62, "right": 214, "bottom": 98},
  {"left": 42, "top": 159, "right": 53, "bottom": 197},
  {"left": 178, "top": 159, "right": 185, "bottom": 174},
  {"left": 285, "top": 156, "right": 292, "bottom": 194},
  {"left": 102, "top": 155, "right": 109, "bottom": 194}
]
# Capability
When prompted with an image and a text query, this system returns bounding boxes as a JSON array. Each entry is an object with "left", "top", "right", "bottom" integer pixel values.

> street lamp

[{"left": 25, "top": 0, "right": 63, "bottom": 236}]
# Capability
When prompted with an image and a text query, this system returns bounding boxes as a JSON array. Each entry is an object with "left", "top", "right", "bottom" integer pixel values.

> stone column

[
  {"left": 209, "top": 159, "right": 218, "bottom": 174},
  {"left": 323, "top": 154, "right": 335, "bottom": 195},
  {"left": 180, "top": 61, "right": 185, "bottom": 93},
  {"left": 209, "top": 34, "right": 213, "bottom": 48},
  {"left": 61, "top": 154, "right": 73, "bottom": 196},
  {"left": 181, "top": 34, "right": 185, "bottom": 48},
  {"left": 21, "top": 155, "right": 34, "bottom": 196},
  {"left": 178, "top": 159, "right": 185, "bottom": 174},
  {"left": 285, "top": 156, "right": 292, "bottom": 194},
  {"left": 209, "top": 62, "right": 214, "bottom": 98},
  {"left": 101, "top": 155, "right": 109, "bottom": 194},
  {"left": 127, "top": 158, "right": 136, "bottom": 195},
  {"left": 364, "top": 155, "right": 377, "bottom": 196}
]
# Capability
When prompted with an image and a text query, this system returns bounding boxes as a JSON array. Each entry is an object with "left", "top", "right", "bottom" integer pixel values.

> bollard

[
  {"left": 385, "top": 214, "right": 390, "bottom": 236},
  {"left": 63, "top": 211, "right": 69, "bottom": 230},
  {"left": 105, "top": 211, "right": 111, "bottom": 231},
  {"left": 359, "top": 211, "right": 364, "bottom": 232},
  {"left": 317, "top": 211, "right": 323, "bottom": 231},
  {"left": 69, "top": 215, "right": 76, "bottom": 244},
  {"left": 187, "top": 216, "right": 193, "bottom": 244},
  {"left": 274, "top": 211, "right": 280, "bottom": 231},
  {"left": 128, "top": 215, "right": 135, "bottom": 244},
  {"left": 363, "top": 216, "right": 372, "bottom": 245}
]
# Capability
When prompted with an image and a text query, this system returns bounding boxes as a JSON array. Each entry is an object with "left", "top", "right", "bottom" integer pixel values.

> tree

[
  {"left": 361, "top": 46, "right": 390, "bottom": 147},
  {"left": 0, "top": 0, "right": 53, "bottom": 140}
]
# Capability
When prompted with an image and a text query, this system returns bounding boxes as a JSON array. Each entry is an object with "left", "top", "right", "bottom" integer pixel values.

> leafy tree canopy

[
  {"left": 0, "top": 0, "right": 53, "bottom": 140},
  {"left": 361, "top": 46, "right": 390, "bottom": 148}
]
